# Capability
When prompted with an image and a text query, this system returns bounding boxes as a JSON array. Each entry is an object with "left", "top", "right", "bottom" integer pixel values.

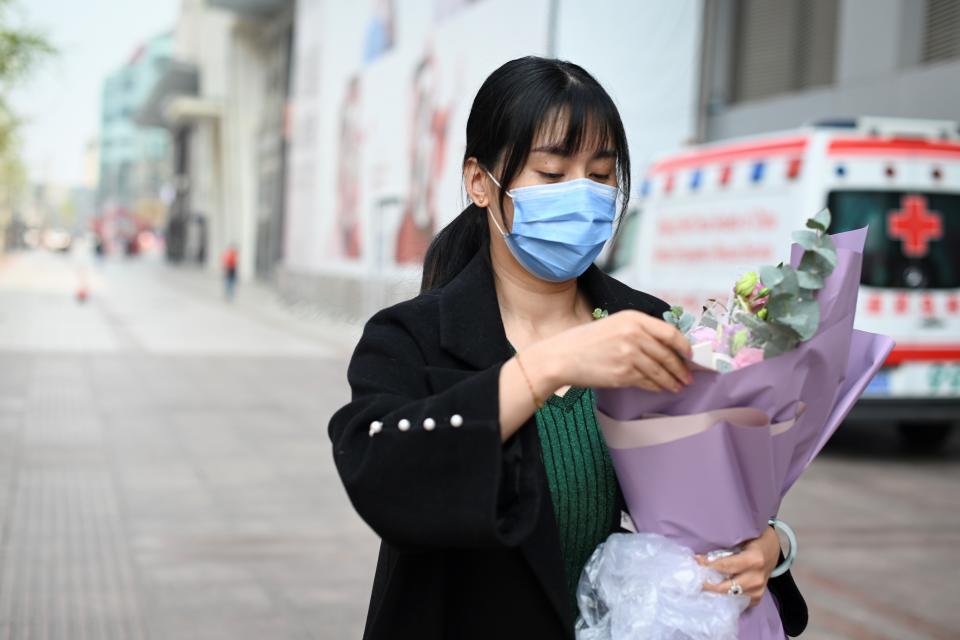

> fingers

[
  {"left": 633, "top": 372, "right": 662, "bottom": 392},
  {"left": 607, "top": 311, "right": 693, "bottom": 393},
  {"left": 639, "top": 334, "right": 692, "bottom": 387},
  {"left": 632, "top": 351, "right": 683, "bottom": 393},
  {"left": 699, "top": 548, "right": 765, "bottom": 576},
  {"left": 645, "top": 315, "right": 693, "bottom": 358},
  {"left": 701, "top": 576, "right": 767, "bottom": 607},
  {"left": 701, "top": 579, "right": 731, "bottom": 595},
  {"left": 698, "top": 551, "right": 769, "bottom": 608}
]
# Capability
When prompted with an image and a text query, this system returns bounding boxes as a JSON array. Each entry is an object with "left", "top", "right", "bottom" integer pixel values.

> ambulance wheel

[{"left": 897, "top": 422, "right": 953, "bottom": 452}]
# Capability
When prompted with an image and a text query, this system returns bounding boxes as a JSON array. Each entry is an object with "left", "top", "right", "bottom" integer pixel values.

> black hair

[{"left": 419, "top": 55, "right": 631, "bottom": 293}]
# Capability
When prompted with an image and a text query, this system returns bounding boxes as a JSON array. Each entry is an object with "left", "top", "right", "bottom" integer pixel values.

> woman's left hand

[{"left": 697, "top": 526, "right": 781, "bottom": 607}]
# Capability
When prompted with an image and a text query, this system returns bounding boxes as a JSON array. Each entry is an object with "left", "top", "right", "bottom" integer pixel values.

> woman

[{"left": 328, "top": 56, "right": 807, "bottom": 639}]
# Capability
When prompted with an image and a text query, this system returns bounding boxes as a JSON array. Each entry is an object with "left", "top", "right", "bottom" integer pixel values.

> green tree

[{"left": 0, "top": 0, "right": 56, "bottom": 249}]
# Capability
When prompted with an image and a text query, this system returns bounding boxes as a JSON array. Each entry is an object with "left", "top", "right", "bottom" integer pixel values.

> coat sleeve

[
  {"left": 328, "top": 300, "right": 541, "bottom": 553},
  {"left": 768, "top": 554, "right": 808, "bottom": 636}
]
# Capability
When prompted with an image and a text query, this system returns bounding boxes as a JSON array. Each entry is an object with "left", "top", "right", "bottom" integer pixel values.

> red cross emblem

[{"left": 887, "top": 195, "right": 943, "bottom": 258}]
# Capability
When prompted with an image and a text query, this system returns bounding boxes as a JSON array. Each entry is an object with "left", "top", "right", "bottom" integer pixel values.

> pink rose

[
  {"left": 689, "top": 326, "right": 717, "bottom": 348},
  {"left": 732, "top": 347, "right": 764, "bottom": 369}
]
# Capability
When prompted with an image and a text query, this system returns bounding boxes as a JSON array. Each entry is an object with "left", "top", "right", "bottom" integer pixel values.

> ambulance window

[
  {"left": 826, "top": 190, "right": 959, "bottom": 289},
  {"left": 603, "top": 206, "right": 641, "bottom": 273}
]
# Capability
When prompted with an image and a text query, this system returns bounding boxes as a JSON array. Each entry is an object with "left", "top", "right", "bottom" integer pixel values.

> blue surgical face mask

[{"left": 484, "top": 169, "right": 618, "bottom": 282}]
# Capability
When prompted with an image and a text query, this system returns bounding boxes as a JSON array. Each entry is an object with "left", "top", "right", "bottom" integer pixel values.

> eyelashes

[{"left": 537, "top": 171, "right": 611, "bottom": 181}]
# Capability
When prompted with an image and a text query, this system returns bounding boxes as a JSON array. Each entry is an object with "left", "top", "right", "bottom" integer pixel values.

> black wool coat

[{"left": 328, "top": 246, "right": 808, "bottom": 639}]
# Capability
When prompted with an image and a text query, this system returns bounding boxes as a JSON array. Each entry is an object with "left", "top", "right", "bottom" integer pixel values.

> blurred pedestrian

[{"left": 221, "top": 243, "right": 238, "bottom": 301}]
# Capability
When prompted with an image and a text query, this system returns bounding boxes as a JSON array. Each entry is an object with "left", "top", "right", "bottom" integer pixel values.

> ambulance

[{"left": 605, "top": 117, "right": 960, "bottom": 450}]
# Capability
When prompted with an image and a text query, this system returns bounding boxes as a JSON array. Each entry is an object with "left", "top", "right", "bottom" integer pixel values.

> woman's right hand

[{"left": 528, "top": 310, "right": 694, "bottom": 394}]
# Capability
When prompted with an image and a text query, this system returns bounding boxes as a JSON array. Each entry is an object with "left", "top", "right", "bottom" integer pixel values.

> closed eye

[
  {"left": 591, "top": 173, "right": 611, "bottom": 180},
  {"left": 538, "top": 171, "right": 563, "bottom": 179}
]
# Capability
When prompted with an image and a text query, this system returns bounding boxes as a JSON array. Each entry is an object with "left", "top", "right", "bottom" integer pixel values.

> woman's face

[{"left": 466, "top": 115, "right": 618, "bottom": 233}]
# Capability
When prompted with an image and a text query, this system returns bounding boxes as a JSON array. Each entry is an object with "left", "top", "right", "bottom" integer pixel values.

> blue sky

[{"left": 10, "top": 0, "right": 179, "bottom": 187}]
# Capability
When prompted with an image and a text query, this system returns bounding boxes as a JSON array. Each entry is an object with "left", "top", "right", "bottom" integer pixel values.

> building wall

[
  {"left": 703, "top": 0, "right": 960, "bottom": 141},
  {"left": 279, "top": 0, "right": 704, "bottom": 321},
  {"left": 282, "top": 0, "right": 555, "bottom": 318},
  {"left": 554, "top": 0, "right": 703, "bottom": 177},
  {"left": 169, "top": 0, "right": 293, "bottom": 281},
  {"left": 99, "top": 32, "right": 174, "bottom": 215}
]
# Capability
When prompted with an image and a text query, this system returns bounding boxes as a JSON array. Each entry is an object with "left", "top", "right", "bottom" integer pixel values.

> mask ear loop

[{"left": 482, "top": 168, "right": 512, "bottom": 237}]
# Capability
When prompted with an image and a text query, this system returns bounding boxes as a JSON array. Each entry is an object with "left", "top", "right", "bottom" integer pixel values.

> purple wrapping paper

[{"left": 593, "top": 228, "right": 895, "bottom": 639}]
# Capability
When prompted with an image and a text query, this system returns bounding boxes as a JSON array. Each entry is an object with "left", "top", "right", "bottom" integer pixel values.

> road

[{"left": 0, "top": 246, "right": 957, "bottom": 639}]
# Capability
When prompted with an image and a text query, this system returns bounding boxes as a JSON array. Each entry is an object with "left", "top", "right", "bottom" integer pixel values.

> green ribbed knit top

[{"left": 508, "top": 345, "right": 621, "bottom": 612}]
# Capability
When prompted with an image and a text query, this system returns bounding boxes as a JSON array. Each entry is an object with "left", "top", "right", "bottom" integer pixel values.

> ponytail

[{"left": 420, "top": 203, "right": 489, "bottom": 293}]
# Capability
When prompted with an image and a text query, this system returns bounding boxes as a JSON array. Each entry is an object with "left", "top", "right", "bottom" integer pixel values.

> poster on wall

[{"left": 284, "top": 0, "right": 551, "bottom": 276}]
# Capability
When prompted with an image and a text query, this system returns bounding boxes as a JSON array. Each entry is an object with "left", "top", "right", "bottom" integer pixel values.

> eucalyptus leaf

[
  {"left": 699, "top": 314, "right": 718, "bottom": 330},
  {"left": 775, "top": 267, "right": 800, "bottom": 296},
  {"left": 762, "top": 324, "right": 802, "bottom": 358},
  {"left": 759, "top": 265, "right": 784, "bottom": 288},
  {"left": 796, "top": 269, "right": 825, "bottom": 289},
  {"left": 805, "top": 208, "right": 831, "bottom": 232},
  {"left": 767, "top": 296, "right": 820, "bottom": 340},
  {"left": 808, "top": 238, "right": 838, "bottom": 269},
  {"left": 791, "top": 229, "right": 819, "bottom": 250},
  {"left": 736, "top": 312, "right": 766, "bottom": 331},
  {"left": 797, "top": 252, "right": 836, "bottom": 288},
  {"left": 763, "top": 338, "right": 792, "bottom": 359},
  {"left": 798, "top": 250, "right": 832, "bottom": 280}
]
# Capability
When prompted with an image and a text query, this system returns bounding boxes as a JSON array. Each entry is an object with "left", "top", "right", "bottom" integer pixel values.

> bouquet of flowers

[
  {"left": 576, "top": 212, "right": 895, "bottom": 640},
  {"left": 662, "top": 208, "right": 841, "bottom": 373}
]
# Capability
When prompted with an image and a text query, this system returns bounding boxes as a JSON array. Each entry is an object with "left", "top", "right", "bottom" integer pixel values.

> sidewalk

[
  {"left": 0, "top": 246, "right": 379, "bottom": 640},
  {"left": 0, "top": 245, "right": 363, "bottom": 358},
  {"left": 154, "top": 256, "right": 365, "bottom": 357}
]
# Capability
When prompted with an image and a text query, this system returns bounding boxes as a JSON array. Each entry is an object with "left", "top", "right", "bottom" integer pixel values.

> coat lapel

[
  {"left": 437, "top": 246, "right": 650, "bottom": 369},
  {"left": 435, "top": 247, "right": 653, "bottom": 629},
  {"left": 437, "top": 249, "right": 514, "bottom": 370}
]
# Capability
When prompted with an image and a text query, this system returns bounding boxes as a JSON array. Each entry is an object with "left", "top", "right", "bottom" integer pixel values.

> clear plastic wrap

[{"left": 575, "top": 533, "right": 749, "bottom": 640}]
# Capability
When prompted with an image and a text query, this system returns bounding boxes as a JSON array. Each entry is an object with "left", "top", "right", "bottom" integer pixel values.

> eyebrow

[{"left": 531, "top": 144, "right": 616, "bottom": 159}]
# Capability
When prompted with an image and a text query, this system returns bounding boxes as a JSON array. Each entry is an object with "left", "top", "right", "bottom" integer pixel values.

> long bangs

[{"left": 493, "top": 62, "right": 631, "bottom": 214}]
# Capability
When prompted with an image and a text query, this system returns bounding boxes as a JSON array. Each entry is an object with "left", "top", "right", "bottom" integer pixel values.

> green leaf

[
  {"left": 767, "top": 295, "right": 820, "bottom": 340},
  {"left": 775, "top": 267, "right": 800, "bottom": 296},
  {"left": 791, "top": 229, "right": 820, "bottom": 250},
  {"left": 810, "top": 236, "right": 838, "bottom": 268},
  {"left": 797, "top": 255, "right": 835, "bottom": 290},
  {"left": 796, "top": 269, "right": 825, "bottom": 289},
  {"left": 805, "top": 208, "right": 831, "bottom": 232},
  {"left": 759, "top": 265, "right": 784, "bottom": 288},
  {"left": 762, "top": 324, "right": 802, "bottom": 358}
]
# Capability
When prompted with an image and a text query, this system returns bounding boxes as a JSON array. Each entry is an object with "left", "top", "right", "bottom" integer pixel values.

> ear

[{"left": 463, "top": 157, "right": 489, "bottom": 208}]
